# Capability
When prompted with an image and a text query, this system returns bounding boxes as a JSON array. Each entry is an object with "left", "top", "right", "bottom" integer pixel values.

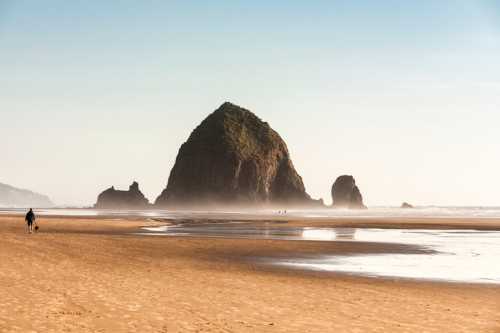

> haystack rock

[
  {"left": 155, "top": 102, "right": 319, "bottom": 207},
  {"left": 331, "top": 175, "right": 366, "bottom": 209},
  {"left": 95, "top": 181, "right": 149, "bottom": 209}
]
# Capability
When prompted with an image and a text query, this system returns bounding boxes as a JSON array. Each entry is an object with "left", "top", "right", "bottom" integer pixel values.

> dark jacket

[{"left": 25, "top": 211, "right": 35, "bottom": 223}]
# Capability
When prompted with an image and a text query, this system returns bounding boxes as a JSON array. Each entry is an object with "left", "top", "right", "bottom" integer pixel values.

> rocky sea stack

[
  {"left": 95, "top": 181, "right": 149, "bottom": 209},
  {"left": 155, "top": 102, "right": 318, "bottom": 208},
  {"left": 331, "top": 175, "right": 366, "bottom": 209}
]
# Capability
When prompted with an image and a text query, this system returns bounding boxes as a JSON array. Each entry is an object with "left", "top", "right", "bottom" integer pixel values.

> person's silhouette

[{"left": 25, "top": 208, "right": 36, "bottom": 233}]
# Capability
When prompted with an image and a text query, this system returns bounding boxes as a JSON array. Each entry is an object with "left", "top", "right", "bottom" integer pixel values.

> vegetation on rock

[{"left": 155, "top": 102, "right": 318, "bottom": 207}]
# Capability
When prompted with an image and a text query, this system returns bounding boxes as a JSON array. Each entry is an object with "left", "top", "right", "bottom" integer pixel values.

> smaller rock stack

[
  {"left": 95, "top": 181, "right": 150, "bottom": 209},
  {"left": 331, "top": 175, "right": 366, "bottom": 209}
]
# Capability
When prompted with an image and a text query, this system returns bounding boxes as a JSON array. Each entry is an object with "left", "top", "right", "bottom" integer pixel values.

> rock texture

[
  {"left": 155, "top": 102, "right": 317, "bottom": 207},
  {"left": 95, "top": 181, "right": 149, "bottom": 209},
  {"left": 0, "top": 182, "right": 54, "bottom": 208},
  {"left": 331, "top": 175, "right": 365, "bottom": 209}
]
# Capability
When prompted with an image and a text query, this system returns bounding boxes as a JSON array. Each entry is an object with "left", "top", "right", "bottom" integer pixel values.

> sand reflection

[
  {"left": 140, "top": 223, "right": 500, "bottom": 284},
  {"left": 301, "top": 228, "right": 356, "bottom": 241}
]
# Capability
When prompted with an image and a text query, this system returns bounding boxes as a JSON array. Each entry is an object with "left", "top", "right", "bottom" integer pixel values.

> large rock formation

[
  {"left": 331, "top": 175, "right": 366, "bottom": 209},
  {"left": 95, "top": 181, "right": 149, "bottom": 209},
  {"left": 155, "top": 102, "right": 318, "bottom": 207},
  {"left": 0, "top": 182, "right": 54, "bottom": 208}
]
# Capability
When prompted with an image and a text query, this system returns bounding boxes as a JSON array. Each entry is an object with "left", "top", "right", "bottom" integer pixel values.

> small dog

[{"left": 34, "top": 225, "right": 39, "bottom": 232}]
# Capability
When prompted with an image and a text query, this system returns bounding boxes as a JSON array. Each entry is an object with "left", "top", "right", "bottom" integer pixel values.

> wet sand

[
  {"left": 0, "top": 215, "right": 499, "bottom": 332},
  {"left": 285, "top": 216, "right": 500, "bottom": 230}
]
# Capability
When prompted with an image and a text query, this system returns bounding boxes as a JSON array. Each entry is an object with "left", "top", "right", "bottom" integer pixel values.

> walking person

[{"left": 25, "top": 208, "right": 36, "bottom": 233}]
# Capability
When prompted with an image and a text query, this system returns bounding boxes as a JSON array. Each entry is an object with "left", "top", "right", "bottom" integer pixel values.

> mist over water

[{"left": 2, "top": 206, "right": 500, "bottom": 219}]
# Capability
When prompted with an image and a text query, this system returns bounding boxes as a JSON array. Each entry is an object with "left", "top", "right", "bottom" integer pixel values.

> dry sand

[{"left": 0, "top": 215, "right": 499, "bottom": 333}]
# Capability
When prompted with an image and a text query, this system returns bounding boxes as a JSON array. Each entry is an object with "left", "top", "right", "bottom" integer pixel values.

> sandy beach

[{"left": 1, "top": 215, "right": 499, "bottom": 333}]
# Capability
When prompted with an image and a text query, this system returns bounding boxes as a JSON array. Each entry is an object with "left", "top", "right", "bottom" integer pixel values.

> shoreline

[
  {"left": 157, "top": 216, "right": 500, "bottom": 231},
  {"left": 5, "top": 211, "right": 500, "bottom": 230}
]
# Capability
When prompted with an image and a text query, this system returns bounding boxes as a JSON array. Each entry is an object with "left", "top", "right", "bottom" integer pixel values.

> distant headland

[{"left": 0, "top": 182, "right": 54, "bottom": 208}]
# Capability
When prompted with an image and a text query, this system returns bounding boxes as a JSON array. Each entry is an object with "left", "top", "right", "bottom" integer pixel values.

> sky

[{"left": 1, "top": 0, "right": 500, "bottom": 207}]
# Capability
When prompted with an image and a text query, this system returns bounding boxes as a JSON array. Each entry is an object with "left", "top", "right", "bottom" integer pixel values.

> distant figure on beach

[{"left": 25, "top": 208, "right": 36, "bottom": 233}]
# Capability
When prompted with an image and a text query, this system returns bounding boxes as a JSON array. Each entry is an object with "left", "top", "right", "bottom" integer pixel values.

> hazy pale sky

[{"left": 1, "top": 0, "right": 500, "bottom": 206}]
